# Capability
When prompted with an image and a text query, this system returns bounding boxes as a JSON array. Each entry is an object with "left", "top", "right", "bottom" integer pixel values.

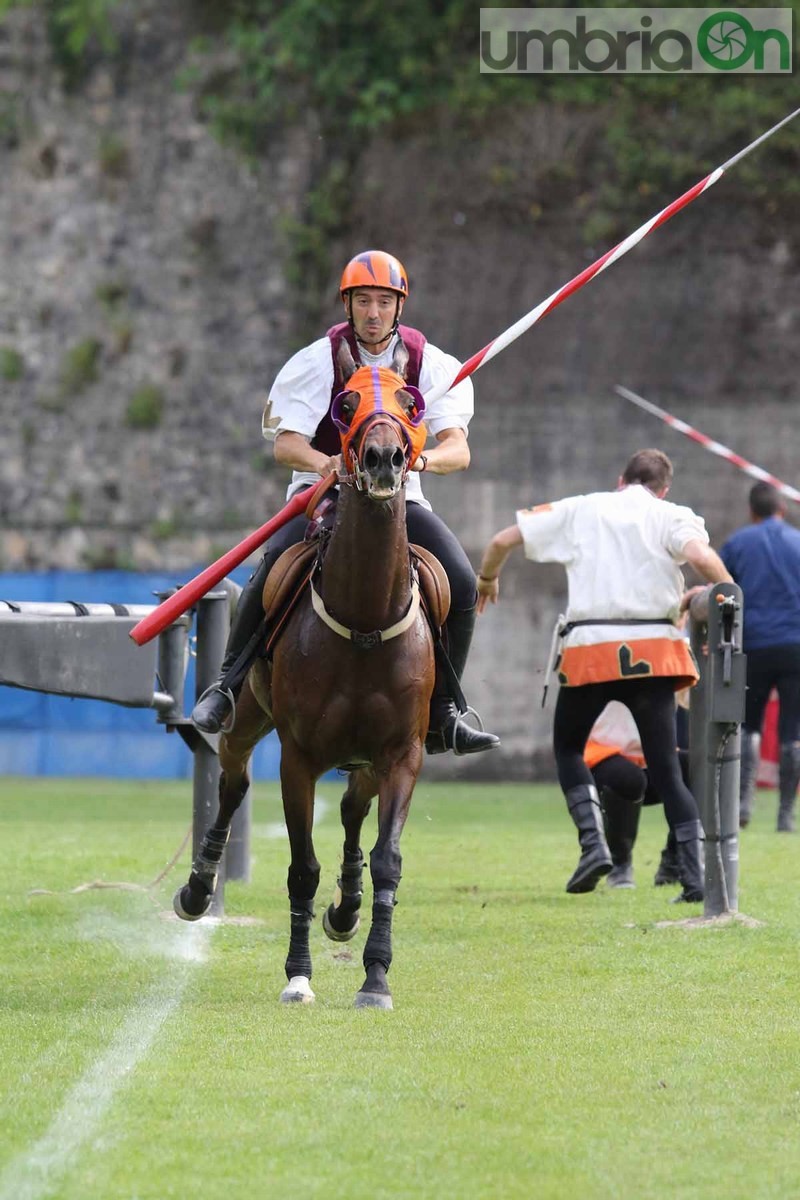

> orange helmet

[{"left": 339, "top": 250, "right": 409, "bottom": 299}]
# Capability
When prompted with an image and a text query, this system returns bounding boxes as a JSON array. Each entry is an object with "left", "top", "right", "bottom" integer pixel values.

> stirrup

[
  {"left": 452, "top": 707, "right": 500, "bottom": 756},
  {"left": 192, "top": 684, "right": 236, "bottom": 735},
  {"left": 452, "top": 706, "right": 486, "bottom": 756},
  {"left": 462, "top": 705, "right": 484, "bottom": 731}
]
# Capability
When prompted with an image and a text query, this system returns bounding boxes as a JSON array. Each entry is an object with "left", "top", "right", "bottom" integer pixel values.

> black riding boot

[
  {"left": 425, "top": 606, "right": 500, "bottom": 756},
  {"left": 654, "top": 829, "right": 681, "bottom": 886},
  {"left": 191, "top": 557, "right": 270, "bottom": 734},
  {"left": 739, "top": 729, "right": 760, "bottom": 829},
  {"left": 673, "top": 819, "right": 704, "bottom": 903},
  {"left": 777, "top": 741, "right": 800, "bottom": 832},
  {"left": 565, "top": 784, "right": 613, "bottom": 893},
  {"left": 600, "top": 786, "right": 640, "bottom": 888}
]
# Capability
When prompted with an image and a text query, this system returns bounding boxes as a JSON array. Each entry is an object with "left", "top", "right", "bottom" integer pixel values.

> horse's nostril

[
  {"left": 392, "top": 448, "right": 405, "bottom": 469},
  {"left": 364, "top": 447, "right": 381, "bottom": 471}
]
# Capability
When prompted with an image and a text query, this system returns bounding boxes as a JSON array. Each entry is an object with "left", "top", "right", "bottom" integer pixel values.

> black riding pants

[
  {"left": 554, "top": 677, "right": 698, "bottom": 828},
  {"left": 256, "top": 492, "right": 477, "bottom": 613},
  {"left": 743, "top": 643, "right": 800, "bottom": 743}
]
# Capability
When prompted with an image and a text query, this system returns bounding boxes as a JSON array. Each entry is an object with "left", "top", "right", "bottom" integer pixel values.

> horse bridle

[{"left": 339, "top": 411, "right": 412, "bottom": 494}]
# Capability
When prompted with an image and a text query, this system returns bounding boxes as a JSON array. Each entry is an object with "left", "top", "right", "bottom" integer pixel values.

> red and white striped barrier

[
  {"left": 424, "top": 106, "right": 800, "bottom": 405},
  {"left": 615, "top": 385, "right": 800, "bottom": 506}
]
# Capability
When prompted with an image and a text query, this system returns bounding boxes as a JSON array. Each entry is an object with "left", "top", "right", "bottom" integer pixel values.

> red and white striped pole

[
  {"left": 615, "top": 384, "right": 800, "bottom": 506},
  {"left": 424, "top": 106, "right": 800, "bottom": 405}
]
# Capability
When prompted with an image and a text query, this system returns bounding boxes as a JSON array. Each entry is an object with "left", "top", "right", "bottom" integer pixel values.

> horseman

[{"left": 192, "top": 249, "right": 500, "bottom": 758}]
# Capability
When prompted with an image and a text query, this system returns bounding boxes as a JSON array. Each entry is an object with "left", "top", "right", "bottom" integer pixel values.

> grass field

[{"left": 1, "top": 777, "right": 799, "bottom": 1200}]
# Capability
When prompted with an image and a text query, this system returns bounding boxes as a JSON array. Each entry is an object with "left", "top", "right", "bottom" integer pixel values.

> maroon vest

[{"left": 312, "top": 323, "right": 427, "bottom": 456}]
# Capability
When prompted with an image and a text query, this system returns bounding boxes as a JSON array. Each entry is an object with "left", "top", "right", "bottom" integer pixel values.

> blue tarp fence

[{"left": 0, "top": 568, "right": 283, "bottom": 779}]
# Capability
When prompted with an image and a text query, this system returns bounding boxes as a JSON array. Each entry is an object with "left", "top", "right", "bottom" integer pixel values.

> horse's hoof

[
  {"left": 322, "top": 905, "right": 360, "bottom": 943},
  {"left": 280, "top": 976, "right": 315, "bottom": 1004},
  {"left": 354, "top": 990, "right": 393, "bottom": 1011},
  {"left": 172, "top": 884, "right": 212, "bottom": 922}
]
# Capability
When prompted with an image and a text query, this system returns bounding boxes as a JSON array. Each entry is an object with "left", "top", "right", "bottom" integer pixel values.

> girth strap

[{"left": 310, "top": 579, "right": 421, "bottom": 651}]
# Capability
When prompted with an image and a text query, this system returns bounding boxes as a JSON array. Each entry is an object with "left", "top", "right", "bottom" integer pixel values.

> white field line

[{"left": 0, "top": 923, "right": 211, "bottom": 1200}]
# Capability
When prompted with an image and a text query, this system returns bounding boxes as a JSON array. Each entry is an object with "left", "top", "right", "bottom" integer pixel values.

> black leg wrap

[
  {"left": 191, "top": 825, "right": 231, "bottom": 893},
  {"left": 286, "top": 896, "right": 315, "bottom": 981},
  {"left": 340, "top": 848, "right": 365, "bottom": 893},
  {"left": 363, "top": 895, "right": 395, "bottom": 973},
  {"left": 328, "top": 850, "right": 364, "bottom": 933}
]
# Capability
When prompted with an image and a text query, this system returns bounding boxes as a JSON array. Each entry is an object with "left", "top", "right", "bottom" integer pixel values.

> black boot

[
  {"left": 565, "top": 784, "right": 613, "bottom": 893},
  {"left": 739, "top": 729, "right": 760, "bottom": 829},
  {"left": 777, "top": 741, "right": 800, "bottom": 832},
  {"left": 673, "top": 819, "right": 704, "bottom": 903},
  {"left": 600, "top": 786, "right": 640, "bottom": 888},
  {"left": 425, "top": 606, "right": 500, "bottom": 756},
  {"left": 191, "top": 557, "right": 270, "bottom": 734},
  {"left": 654, "top": 830, "right": 681, "bottom": 886}
]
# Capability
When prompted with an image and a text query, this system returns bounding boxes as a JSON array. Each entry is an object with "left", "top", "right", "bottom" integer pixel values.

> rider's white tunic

[{"left": 517, "top": 484, "right": 706, "bottom": 690}]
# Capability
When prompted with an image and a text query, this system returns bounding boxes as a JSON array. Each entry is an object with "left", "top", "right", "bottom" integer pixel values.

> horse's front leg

[
  {"left": 356, "top": 747, "right": 422, "bottom": 1011},
  {"left": 322, "top": 767, "right": 377, "bottom": 943},
  {"left": 279, "top": 737, "right": 321, "bottom": 1005},
  {"left": 174, "top": 677, "right": 272, "bottom": 921}
]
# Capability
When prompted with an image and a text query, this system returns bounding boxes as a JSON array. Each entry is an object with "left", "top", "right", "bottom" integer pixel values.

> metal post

[
  {"left": 688, "top": 583, "right": 746, "bottom": 917},
  {"left": 155, "top": 611, "right": 191, "bottom": 727},
  {"left": 193, "top": 591, "right": 230, "bottom": 916}
]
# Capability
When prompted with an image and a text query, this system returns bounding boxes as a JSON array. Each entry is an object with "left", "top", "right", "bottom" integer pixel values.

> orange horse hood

[{"left": 332, "top": 365, "right": 427, "bottom": 469}]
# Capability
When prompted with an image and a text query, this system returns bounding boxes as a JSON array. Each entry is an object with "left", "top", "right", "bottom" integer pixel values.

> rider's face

[{"left": 346, "top": 288, "right": 404, "bottom": 348}]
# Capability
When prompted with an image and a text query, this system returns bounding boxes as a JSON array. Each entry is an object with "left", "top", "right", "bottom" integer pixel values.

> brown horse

[{"left": 174, "top": 341, "right": 437, "bottom": 1009}]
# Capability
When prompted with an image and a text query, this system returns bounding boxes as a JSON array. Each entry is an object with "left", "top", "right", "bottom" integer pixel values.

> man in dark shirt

[{"left": 721, "top": 482, "right": 800, "bottom": 832}]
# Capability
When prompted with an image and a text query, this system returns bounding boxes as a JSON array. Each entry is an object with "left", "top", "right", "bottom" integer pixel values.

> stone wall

[{"left": 0, "top": 2, "right": 313, "bottom": 570}]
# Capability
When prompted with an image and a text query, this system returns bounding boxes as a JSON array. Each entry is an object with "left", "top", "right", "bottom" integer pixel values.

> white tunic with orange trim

[{"left": 516, "top": 484, "right": 705, "bottom": 690}]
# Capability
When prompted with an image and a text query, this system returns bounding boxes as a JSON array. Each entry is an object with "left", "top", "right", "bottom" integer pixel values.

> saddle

[
  {"left": 260, "top": 540, "right": 450, "bottom": 658},
  {"left": 409, "top": 543, "right": 450, "bottom": 630},
  {"left": 261, "top": 541, "right": 319, "bottom": 657}
]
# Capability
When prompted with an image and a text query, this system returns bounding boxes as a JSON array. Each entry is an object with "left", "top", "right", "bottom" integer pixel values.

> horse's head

[{"left": 332, "top": 339, "right": 427, "bottom": 501}]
